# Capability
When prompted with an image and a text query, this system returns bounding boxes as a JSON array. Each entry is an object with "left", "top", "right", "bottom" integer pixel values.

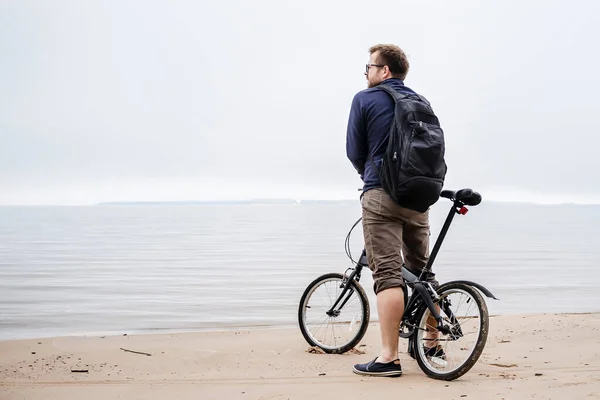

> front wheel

[
  {"left": 413, "top": 282, "right": 489, "bottom": 381},
  {"left": 298, "top": 273, "right": 370, "bottom": 354}
]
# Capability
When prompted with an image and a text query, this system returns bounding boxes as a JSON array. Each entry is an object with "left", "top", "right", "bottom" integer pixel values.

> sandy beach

[{"left": 1, "top": 313, "right": 599, "bottom": 400}]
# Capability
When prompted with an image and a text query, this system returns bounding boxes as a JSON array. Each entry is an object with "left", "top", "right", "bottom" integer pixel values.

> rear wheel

[
  {"left": 298, "top": 273, "right": 370, "bottom": 354},
  {"left": 413, "top": 282, "right": 489, "bottom": 380}
]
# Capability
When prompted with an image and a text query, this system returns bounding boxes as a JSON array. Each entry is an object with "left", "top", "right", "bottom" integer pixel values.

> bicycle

[{"left": 297, "top": 188, "right": 499, "bottom": 381}]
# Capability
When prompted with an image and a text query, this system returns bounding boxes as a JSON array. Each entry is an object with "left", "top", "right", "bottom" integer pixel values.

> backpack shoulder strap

[
  {"left": 415, "top": 93, "right": 431, "bottom": 106},
  {"left": 378, "top": 83, "right": 431, "bottom": 106},
  {"left": 366, "top": 83, "right": 406, "bottom": 175},
  {"left": 376, "top": 83, "right": 408, "bottom": 102}
]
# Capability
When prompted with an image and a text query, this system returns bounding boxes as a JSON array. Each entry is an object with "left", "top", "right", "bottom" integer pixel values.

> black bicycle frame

[
  {"left": 326, "top": 252, "right": 367, "bottom": 316},
  {"left": 419, "top": 200, "right": 464, "bottom": 280},
  {"left": 326, "top": 200, "right": 467, "bottom": 330},
  {"left": 411, "top": 200, "right": 466, "bottom": 332}
]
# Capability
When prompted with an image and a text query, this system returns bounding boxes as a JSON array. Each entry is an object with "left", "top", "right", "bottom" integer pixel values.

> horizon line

[{"left": 2, "top": 197, "right": 600, "bottom": 207}]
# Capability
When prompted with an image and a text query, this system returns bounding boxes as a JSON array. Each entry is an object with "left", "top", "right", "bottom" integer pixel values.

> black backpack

[{"left": 370, "top": 83, "right": 447, "bottom": 212}]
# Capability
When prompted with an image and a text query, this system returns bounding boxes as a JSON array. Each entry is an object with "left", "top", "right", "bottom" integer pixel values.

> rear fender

[{"left": 439, "top": 280, "right": 499, "bottom": 300}]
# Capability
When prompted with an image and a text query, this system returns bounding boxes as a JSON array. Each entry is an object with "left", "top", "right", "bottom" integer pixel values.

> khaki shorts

[{"left": 361, "top": 188, "right": 438, "bottom": 295}]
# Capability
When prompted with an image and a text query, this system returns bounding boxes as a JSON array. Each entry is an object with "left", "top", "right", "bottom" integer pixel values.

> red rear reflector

[{"left": 459, "top": 206, "right": 469, "bottom": 215}]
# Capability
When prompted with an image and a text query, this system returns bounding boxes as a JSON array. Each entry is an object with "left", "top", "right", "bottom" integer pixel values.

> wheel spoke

[
  {"left": 413, "top": 284, "right": 488, "bottom": 380},
  {"left": 300, "top": 275, "right": 368, "bottom": 352}
]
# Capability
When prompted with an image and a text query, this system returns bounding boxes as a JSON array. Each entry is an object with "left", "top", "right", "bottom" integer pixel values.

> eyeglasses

[{"left": 365, "top": 63, "right": 385, "bottom": 73}]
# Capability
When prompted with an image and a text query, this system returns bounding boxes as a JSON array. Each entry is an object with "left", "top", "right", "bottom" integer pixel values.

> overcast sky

[{"left": 1, "top": 0, "right": 599, "bottom": 205}]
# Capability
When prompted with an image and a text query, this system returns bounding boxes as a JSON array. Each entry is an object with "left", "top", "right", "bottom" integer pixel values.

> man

[{"left": 346, "top": 44, "right": 440, "bottom": 377}]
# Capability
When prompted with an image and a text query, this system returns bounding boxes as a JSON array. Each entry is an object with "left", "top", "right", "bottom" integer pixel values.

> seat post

[{"left": 420, "top": 202, "right": 459, "bottom": 278}]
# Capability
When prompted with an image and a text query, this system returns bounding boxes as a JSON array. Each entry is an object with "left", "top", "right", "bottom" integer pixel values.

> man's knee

[{"left": 373, "top": 276, "right": 405, "bottom": 295}]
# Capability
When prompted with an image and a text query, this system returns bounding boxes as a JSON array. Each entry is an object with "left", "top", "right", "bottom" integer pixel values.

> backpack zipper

[{"left": 401, "top": 123, "right": 419, "bottom": 168}]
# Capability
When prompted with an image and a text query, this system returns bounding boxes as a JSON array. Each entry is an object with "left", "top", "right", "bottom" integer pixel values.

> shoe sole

[{"left": 352, "top": 367, "right": 402, "bottom": 377}]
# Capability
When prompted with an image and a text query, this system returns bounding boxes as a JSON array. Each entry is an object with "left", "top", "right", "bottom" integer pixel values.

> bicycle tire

[
  {"left": 298, "top": 273, "right": 370, "bottom": 354},
  {"left": 413, "top": 282, "right": 489, "bottom": 381}
]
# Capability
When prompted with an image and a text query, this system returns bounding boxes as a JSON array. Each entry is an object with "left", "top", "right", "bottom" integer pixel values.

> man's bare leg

[
  {"left": 424, "top": 305, "right": 442, "bottom": 351},
  {"left": 375, "top": 287, "right": 405, "bottom": 363}
]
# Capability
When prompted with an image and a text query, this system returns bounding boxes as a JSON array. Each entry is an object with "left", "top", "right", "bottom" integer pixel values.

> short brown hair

[{"left": 369, "top": 44, "right": 410, "bottom": 80}]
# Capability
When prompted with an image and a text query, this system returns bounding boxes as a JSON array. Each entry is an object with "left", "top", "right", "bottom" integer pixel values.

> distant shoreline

[
  {"left": 95, "top": 199, "right": 359, "bottom": 206},
  {"left": 1, "top": 200, "right": 599, "bottom": 207},
  {"left": 95, "top": 200, "right": 600, "bottom": 207}
]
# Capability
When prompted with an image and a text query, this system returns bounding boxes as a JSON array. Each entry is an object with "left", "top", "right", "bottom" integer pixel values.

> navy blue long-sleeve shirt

[{"left": 346, "top": 78, "right": 417, "bottom": 192}]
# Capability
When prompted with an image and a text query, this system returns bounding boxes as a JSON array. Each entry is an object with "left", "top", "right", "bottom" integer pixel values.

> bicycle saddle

[{"left": 440, "top": 188, "right": 482, "bottom": 206}]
